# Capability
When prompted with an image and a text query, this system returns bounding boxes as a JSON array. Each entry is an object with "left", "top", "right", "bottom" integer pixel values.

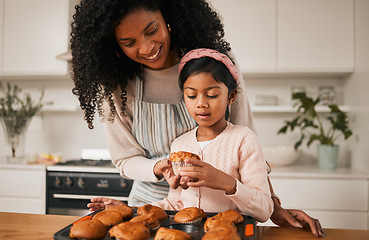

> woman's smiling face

[{"left": 114, "top": 8, "right": 176, "bottom": 70}]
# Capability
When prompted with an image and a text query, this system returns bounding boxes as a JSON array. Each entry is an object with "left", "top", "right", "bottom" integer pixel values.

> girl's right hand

[
  {"left": 87, "top": 197, "right": 127, "bottom": 212},
  {"left": 154, "top": 159, "right": 181, "bottom": 189}
]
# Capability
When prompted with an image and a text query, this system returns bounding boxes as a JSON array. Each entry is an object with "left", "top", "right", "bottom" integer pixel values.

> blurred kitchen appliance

[{"left": 46, "top": 156, "right": 133, "bottom": 216}]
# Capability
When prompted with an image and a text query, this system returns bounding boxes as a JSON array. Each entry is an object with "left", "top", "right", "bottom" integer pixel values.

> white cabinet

[
  {"left": 0, "top": 0, "right": 4, "bottom": 73},
  {"left": 210, "top": 0, "right": 276, "bottom": 73},
  {"left": 0, "top": 164, "right": 46, "bottom": 214},
  {"left": 277, "top": 0, "right": 354, "bottom": 72},
  {"left": 266, "top": 167, "right": 369, "bottom": 230},
  {"left": 209, "top": 0, "right": 354, "bottom": 74},
  {"left": 1, "top": 0, "right": 69, "bottom": 76}
]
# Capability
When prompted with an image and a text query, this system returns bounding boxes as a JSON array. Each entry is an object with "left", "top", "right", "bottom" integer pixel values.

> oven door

[{"left": 46, "top": 171, "right": 133, "bottom": 216}]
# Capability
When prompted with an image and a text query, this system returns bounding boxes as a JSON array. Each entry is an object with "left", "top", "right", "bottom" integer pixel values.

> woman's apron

[{"left": 128, "top": 77, "right": 197, "bottom": 206}]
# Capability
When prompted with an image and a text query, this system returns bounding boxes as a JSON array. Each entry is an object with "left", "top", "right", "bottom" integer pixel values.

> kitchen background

[{"left": 0, "top": 0, "right": 368, "bottom": 229}]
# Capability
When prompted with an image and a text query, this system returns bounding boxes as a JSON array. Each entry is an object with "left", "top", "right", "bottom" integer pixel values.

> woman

[{"left": 71, "top": 0, "right": 323, "bottom": 237}]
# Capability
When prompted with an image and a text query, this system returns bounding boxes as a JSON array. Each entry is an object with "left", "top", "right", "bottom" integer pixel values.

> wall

[
  {"left": 0, "top": 79, "right": 108, "bottom": 163},
  {"left": 244, "top": 75, "right": 352, "bottom": 167},
  {"left": 344, "top": 0, "right": 369, "bottom": 172}
]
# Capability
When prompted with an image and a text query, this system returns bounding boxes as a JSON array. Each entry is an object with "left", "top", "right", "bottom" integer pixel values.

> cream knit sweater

[{"left": 154, "top": 123, "right": 273, "bottom": 223}]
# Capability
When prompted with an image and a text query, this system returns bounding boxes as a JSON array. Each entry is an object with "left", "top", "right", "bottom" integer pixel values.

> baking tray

[{"left": 54, "top": 209, "right": 257, "bottom": 240}]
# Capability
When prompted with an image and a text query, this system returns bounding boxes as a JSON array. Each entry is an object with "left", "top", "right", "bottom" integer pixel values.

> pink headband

[{"left": 178, "top": 48, "right": 239, "bottom": 84}]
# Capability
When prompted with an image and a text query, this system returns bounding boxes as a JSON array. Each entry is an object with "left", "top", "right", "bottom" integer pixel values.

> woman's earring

[{"left": 167, "top": 24, "right": 171, "bottom": 33}]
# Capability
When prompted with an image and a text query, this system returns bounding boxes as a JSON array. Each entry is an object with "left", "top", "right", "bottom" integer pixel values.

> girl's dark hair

[
  {"left": 178, "top": 56, "right": 237, "bottom": 120},
  {"left": 70, "top": 0, "right": 231, "bottom": 129}
]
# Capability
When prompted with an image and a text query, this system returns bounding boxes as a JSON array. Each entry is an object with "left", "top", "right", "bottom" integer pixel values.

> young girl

[{"left": 152, "top": 48, "right": 273, "bottom": 222}]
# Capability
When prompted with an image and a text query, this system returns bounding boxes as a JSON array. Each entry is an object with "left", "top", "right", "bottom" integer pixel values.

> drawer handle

[{"left": 52, "top": 194, "right": 129, "bottom": 201}]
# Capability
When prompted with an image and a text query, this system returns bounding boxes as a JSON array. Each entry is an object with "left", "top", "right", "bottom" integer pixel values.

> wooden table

[{"left": 1, "top": 212, "right": 369, "bottom": 240}]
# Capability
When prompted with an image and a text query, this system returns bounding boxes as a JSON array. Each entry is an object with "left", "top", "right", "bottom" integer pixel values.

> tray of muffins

[{"left": 54, "top": 204, "right": 257, "bottom": 240}]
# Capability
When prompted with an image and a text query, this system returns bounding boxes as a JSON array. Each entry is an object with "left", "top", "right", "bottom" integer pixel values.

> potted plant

[
  {"left": 278, "top": 92, "right": 353, "bottom": 170},
  {"left": 0, "top": 82, "right": 51, "bottom": 163}
]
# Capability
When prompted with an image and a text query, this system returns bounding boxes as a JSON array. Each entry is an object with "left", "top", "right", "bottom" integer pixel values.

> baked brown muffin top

[
  {"left": 92, "top": 210, "right": 123, "bottom": 228},
  {"left": 174, "top": 207, "right": 207, "bottom": 223},
  {"left": 105, "top": 205, "right": 133, "bottom": 219},
  {"left": 137, "top": 204, "right": 168, "bottom": 221},
  {"left": 109, "top": 222, "right": 150, "bottom": 240},
  {"left": 169, "top": 151, "right": 200, "bottom": 162},
  {"left": 130, "top": 213, "right": 160, "bottom": 230},
  {"left": 154, "top": 227, "right": 192, "bottom": 240},
  {"left": 70, "top": 219, "right": 107, "bottom": 239}
]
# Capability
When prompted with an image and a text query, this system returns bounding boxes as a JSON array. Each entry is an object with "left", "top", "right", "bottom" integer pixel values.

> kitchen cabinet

[
  {"left": 0, "top": 164, "right": 46, "bottom": 214},
  {"left": 210, "top": 0, "right": 276, "bottom": 73},
  {"left": 0, "top": 0, "right": 3, "bottom": 73},
  {"left": 0, "top": 0, "right": 69, "bottom": 77},
  {"left": 264, "top": 166, "right": 369, "bottom": 230},
  {"left": 277, "top": 0, "right": 354, "bottom": 72},
  {"left": 209, "top": 0, "right": 354, "bottom": 75}
]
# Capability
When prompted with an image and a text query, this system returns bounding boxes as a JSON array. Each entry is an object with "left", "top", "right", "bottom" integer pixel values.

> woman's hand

[
  {"left": 154, "top": 159, "right": 181, "bottom": 189},
  {"left": 271, "top": 203, "right": 324, "bottom": 237},
  {"left": 178, "top": 158, "right": 236, "bottom": 195},
  {"left": 87, "top": 197, "right": 126, "bottom": 212}
]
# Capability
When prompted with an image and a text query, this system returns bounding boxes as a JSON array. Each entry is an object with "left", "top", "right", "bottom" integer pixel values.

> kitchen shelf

[
  {"left": 242, "top": 69, "right": 353, "bottom": 79},
  {"left": 251, "top": 105, "right": 350, "bottom": 113},
  {"left": 40, "top": 105, "right": 81, "bottom": 113}
]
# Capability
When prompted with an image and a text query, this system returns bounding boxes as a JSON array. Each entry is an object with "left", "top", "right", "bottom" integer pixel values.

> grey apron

[{"left": 128, "top": 76, "right": 196, "bottom": 206}]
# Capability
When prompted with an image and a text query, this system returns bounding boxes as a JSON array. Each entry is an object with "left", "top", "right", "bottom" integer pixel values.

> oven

[{"left": 46, "top": 159, "right": 133, "bottom": 216}]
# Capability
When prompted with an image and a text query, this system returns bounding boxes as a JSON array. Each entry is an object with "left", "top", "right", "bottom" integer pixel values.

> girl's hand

[
  {"left": 178, "top": 158, "right": 236, "bottom": 195},
  {"left": 87, "top": 197, "right": 126, "bottom": 212},
  {"left": 154, "top": 159, "right": 181, "bottom": 189}
]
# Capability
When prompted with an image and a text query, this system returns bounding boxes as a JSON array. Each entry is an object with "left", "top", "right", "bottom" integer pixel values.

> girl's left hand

[{"left": 179, "top": 158, "right": 236, "bottom": 195}]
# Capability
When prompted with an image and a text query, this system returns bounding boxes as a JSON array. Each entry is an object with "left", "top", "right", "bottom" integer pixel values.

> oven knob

[
  {"left": 77, "top": 177, "right": 86, "bottom": 188},
  {"left": 54, "top": 177, "right": 62, "bottom": 187},
  {"left": 120, "top": 180, "right": 127, "bottom": 188},
  {"left": 65, "top": 176, "right": 73, "bottom": 187}
]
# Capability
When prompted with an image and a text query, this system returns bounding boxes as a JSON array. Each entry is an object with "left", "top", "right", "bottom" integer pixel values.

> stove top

[
  {"left": 55, "top": 159, "right": 114, "bottom": 167},
  {"left": 47, "top": 159, "right": 118, "bottom": 173}
]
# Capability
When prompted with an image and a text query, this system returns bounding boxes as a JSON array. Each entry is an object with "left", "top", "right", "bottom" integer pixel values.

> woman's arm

[{"left": 102, "top": 89, "right": 162, "bottom": 182}]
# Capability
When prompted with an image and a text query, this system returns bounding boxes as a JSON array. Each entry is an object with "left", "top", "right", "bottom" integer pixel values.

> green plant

[
  {"left": 0, "top": 82, "right": 51, "bottom": 118},
  {"left": 278, "top": 92, "right": 352, "bottom": 150},
  {"left": 0, "top": 82, "right": 52, "bottom": 158}
]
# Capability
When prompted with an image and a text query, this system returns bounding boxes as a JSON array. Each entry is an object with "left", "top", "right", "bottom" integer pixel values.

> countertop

[
  {"left": 1, "top": 212, "right": 369, "bottom": 240},
  {"left": 1, "top": 162, "right": 368, "bottom": 178},
  {"left": 269, "top": 164, "right": 369, "bottom": 180}
]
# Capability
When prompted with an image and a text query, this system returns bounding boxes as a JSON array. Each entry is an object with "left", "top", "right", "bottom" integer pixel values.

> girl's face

[
  {"left": 114, "top": 8, "right": 177, "bottom": 70},
  {"left": 183, "top": 72, "right": 237, "bottom": 129}
]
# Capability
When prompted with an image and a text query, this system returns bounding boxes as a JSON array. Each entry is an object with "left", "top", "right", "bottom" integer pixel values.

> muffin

[
  {"left": 70, "top": 219, "right": 107, "bottom": 239},
  {"left": 201, "top": 224, "right": 240, "bottom": 240},
  {"left": 213, "top": 210, "right": 244, "bottom": 224},
  {"left": 137, "top": 204, "right": 168, "bottom": 221},
  {"left": 173, "top": 207, "right": 207, "bottom": 224},
  {"left": 169, "top": 151, "right": 200, "bottom": 176},
  {"left": 130, "top": 213, "right": 160, "bottom": 230},
  {"left": 109, "top": 222, "right": 150, "bottom": 240},
  {"left": 105, "top": 205, "right": 133, "bottom": 220},
  {"left": 92, "top": 210, "right": 123, "bottom": 228},
  {"left": 203, "top": 218, "right": 237, "bottom": 232},
  {"left": 204, "top": 210, "right": 243, "bottom": 232},
  {"left": 154, "top": 227, "right": 192, "bottom": 240}
]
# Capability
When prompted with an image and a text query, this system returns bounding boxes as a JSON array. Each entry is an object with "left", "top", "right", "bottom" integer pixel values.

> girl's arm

[{"left": 152, "top": 186, "right": 184, "bottom": 211}]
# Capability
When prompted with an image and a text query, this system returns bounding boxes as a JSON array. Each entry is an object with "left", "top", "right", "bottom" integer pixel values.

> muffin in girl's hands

[{"left": 169, "top": 151, "right": 200, "bottom": 176}]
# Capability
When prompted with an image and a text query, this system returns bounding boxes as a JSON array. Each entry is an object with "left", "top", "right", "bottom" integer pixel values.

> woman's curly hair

[{"left": 71, "top": 0, "right": 231, "bottom": 129}]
